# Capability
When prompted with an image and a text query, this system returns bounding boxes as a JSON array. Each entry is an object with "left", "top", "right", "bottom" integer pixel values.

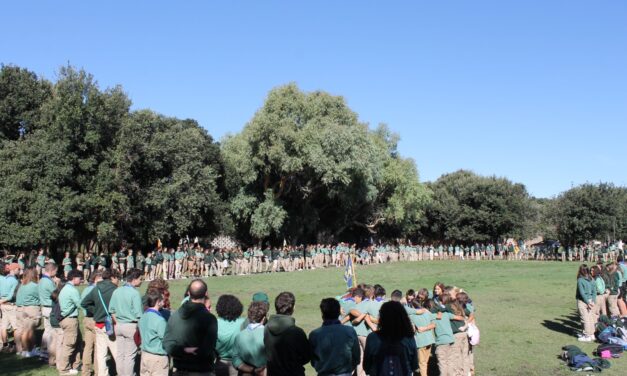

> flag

[
  {"left": 344, "top": 253, "right": 357, "bottom": 289},
  {"left": 157, "top": 238, "right": 162, "bottom": 249}
]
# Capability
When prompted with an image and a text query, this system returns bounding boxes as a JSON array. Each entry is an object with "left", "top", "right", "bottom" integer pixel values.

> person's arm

[
  {"left": 417, "top": 323, "right": 436, "bottom": 332},
  {"left": 365, "top": 315, "right": 378, "bottom": 331}
]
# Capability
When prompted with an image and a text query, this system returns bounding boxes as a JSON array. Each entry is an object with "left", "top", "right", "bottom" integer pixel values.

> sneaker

[
  {"left": 22, "top": 351, "right": 33, "bottom": 358},
  {"left": 577, "top": 335, "right": 593, "bottom": 342},
  {"left": 29, "top": 348, "right": 41, "bottom": 357},
  {"left": 61, "top": 370, "right": 79, "bottom": 376}
]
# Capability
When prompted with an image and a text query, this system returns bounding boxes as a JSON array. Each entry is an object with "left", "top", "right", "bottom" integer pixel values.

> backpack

[
  {"left": 50, "top": 301, "right": 63, "bottom": 328},
  {"left": 467, "top": 323, "right": 480, "bottom": 346},
  {"left": 598, "top": 326, "right": 616, "bottom": 343},
  {"left": 375, "top": 339, "right": 411, "bottom": 376},
  {"left": 596, "top": 343, "right": 623, "bottom": 358}
]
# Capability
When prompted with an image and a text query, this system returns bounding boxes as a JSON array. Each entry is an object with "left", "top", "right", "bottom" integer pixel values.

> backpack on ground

[
  {"left": 597, "top": 326, "right": 616, "bottom": 343},
  {"left": 596, "top": 343, "right": 623, "bottom": 358}
]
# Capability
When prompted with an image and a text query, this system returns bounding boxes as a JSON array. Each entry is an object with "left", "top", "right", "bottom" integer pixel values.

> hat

[
  {"left": 252, "top": 292, "right": 269, "bottom": 303},
  {"left": 7, "top": 263, "right": 20, "bottom": 271}
]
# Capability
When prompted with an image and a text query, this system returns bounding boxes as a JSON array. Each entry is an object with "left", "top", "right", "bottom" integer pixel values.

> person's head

[
  {"left": 377, "top": 301, "right": 414, "bottom": 341},
  {"left": 44, "top": 263, "right": 58, "bottom": 277},
  {"left": 449, "top": 286, "right": 462, "bottom": 300},
  {"left": 577, "top": 264, "right": 591, "bottom": 279},
  {"left": 456, "top": 291, "right": 470, "bottom": 308},
  {"left": 319, "top": 298, "right": 341, "bottom": 321},
  {"left": 65, "top": 251, "right": 70, "bottom": 257},
  {"left": 8, "top": 263, "right": 20, "bottom": 275},
  {"left": 405, "top": 289, "right": 415, "bottom": 303},
  {"left": 248, "top": 301, "right": 269, "bottom": 324},
  {"left": 606, "top": 263, "right": 617, "bottom": 274},
  {"left": 145, "top": 289, "right": 164, "bottom": 310},
  {"left": 275, "top": 291, "right": 296, "bottom": 316},
  {"left": 433, "top": 282, "right": 445, "bottom": 297},
  {"left": 188, "top": 279, "right": 208, "bottom": 302},
  {"left": 67, "top": 270, "right": 83, "bottom": 286},
  {"left": 21, "top": 267, "right": 38, "bottom": 284},
  {"left": 374, "top": 285, "right": 386, "bottom": 299},
  {"left": 126, "top": 269, "right": 143, "bottom": 287},
  {"left": 416, "top": 288, "right": 429, "bottom": 303},
  {"left": 89, "top": 271, "right": 103, "bottom": 285},
  {"left": 352, "top": 287, "right": 365, "bottom": 304},
  {"left": 390, "top": 289, "right": 403, "bottom": 302},
  {"left": 364, "top": 285, "right": 375, "bottom": 300},
  {"left": 216, "top": 294, "right": 244, "bottom": 321}
]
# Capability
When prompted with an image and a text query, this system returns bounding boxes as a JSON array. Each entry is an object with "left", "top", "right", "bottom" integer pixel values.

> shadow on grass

[
  {"left": 0, "top": 352, "right": 54, "bottom": 376},
  {"left": 542, "top": 310, "right": 582, "bottom": 337}
]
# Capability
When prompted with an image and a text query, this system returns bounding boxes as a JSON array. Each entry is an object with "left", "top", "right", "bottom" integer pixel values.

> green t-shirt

[
  {"left": 434, "top": 312, "right": 455, "bottom": 345},
  {"left": 16, "top": 282, "right": 40, "bottom": 307},
  {"left": 109, "top": 284, "right": 143, "bottom": 323},
  {"left": 38, "top": 276, "right": 56, "bottom": 307},
  {"left": 352, "top": 300, "right": 371, "bottom": 337},
  {"left": 139, "top": 309, "right": 168, "bottom": 355},
  {"left": 216, "top": 317, "right": 245, "bottom": 360}
]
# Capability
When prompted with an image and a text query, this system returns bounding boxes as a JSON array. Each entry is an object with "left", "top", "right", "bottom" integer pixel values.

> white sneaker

[
  {"left": 61, "top": 370, "right": 79, "bottom": 376},
  {"left": 577, "top": 335, "right": 593, "bottom": 342},
  {"left": 29, "top": 348, "right": 41, "bottom": 357}
]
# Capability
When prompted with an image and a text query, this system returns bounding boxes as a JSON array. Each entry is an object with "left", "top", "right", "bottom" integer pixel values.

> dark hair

[
  {"left": 377, "top": 301, "right": 414, "bottom": 341},
  {"left": 216, "top": 294, "right": 244, "bottom": 321},
  {"left": 145, "top": 289, "right": 163, "bottom": 308},
  {"left": 374, "top": 285, "right": 386, "bottom": 298},
  {"left": 275, "top": 291, "right": 296, "bottom": 315},
  {"left": 405, "top": 289, "right": 415, "bottom": 298},
  {"left": 390, "top": 290, "right": 403, "bottom": 302},
  {"left": 352, "top": 287, "right": 365, "bottom": 299},
  {"left": 188, "top": 279, "right": 207, "bottom": 300},
  {"left": 456, "top": 292, "right": 470, "bottom": 308},
  {"left": 248, "top": 301, "right": 269, "bottom": 324},
  {"left": 320, "top": 298, "right": 341, "bottom": 320},
  {"left": 102, "top": 268, "right": 120, "bottom": 280},
  {"left": 67, "top": 270, "right": 83, "bottom": 280},
  {"left": 126, "top": 268, "right": 143, "bottom": 282},
  {"left": 577, "top": 264, "right": 590, "bottom": 279},
  {"left": 89, "top": 271, "right": 102, "bottom": 284},
  {"left": 21, "top": 267, "right": 38, "bottom": 285}
]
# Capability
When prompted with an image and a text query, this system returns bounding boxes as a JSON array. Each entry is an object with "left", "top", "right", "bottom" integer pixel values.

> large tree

[
  {"left": 0, "top": 65, "right": 52, "bottom": 142},
  {"left": 222, "top": 83, "right": 429, "bottom": 244},
  {"left": 419, "top": 170, "right": 532, "bottom": 243},
  {"left": 553, "top": 183, "right": 627, "bottom": 245}
]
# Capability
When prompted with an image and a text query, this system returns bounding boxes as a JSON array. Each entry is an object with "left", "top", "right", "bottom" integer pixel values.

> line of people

[
  {"left": 0, "top": 258, "right": 478, "bottom": 376},
  {"left": 575, "top": 256, "right": 627, "bottom": 342}
]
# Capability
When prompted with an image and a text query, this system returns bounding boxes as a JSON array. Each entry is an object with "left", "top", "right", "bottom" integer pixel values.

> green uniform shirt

[
  {"left": 409, "top": 311, "right": 435, "bottom": 348},
  {"left": 434, "top": 312, "right": 455, "bottom": 345},
  {"left": 38, "top": 276, "right": 56, "bottom": 307},
  {"left": 59, "top": 283, "right": 81, "bottom": 318},
  {"left": 109, "top": 284, "right": 143, "bottom": 323},
  {"left": 37, "top": 255, "right": 46, "bottom": 267},
  {"left": 232, "top": 324, "right": 266, "bottom": 368},
  {"left": 216, "top": 317, "right": 245, "bottom": 360},
  {"left": 309, "top": 321, "right": 360, "bottom": 375},
  {"left": 352, "top": 300, "right": 371, "bottom": 337},
  {"left": 80, "top": 285, "right": 95, "bottom": 316},
  {"left": 16, "top": 282, "right": 40, "bottom": 306},
  {"left": 139, "top": 309, "right": 168, "bottom": 355},
  {"left": 0, "top": 275, "right": 18, "bottom": 301}
]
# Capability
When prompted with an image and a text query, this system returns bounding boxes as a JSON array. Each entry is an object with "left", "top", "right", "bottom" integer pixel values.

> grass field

[{"left": 2, "top": 261, "right": 624, "bottom": 376}]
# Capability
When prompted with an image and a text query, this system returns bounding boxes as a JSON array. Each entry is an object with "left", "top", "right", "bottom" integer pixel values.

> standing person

[
  {"left": 264, "top": 291, "right": 312, "bottom": 376},
  {"left": 232, "top": 301, "right": 268, "bottom": 376},
  {"left": 15, "top": 267, "right": 41, "bottom": 357},
  {"left": 58, "top": 270, "right": 83, "bottom": 375},
  {"left": 139, "top": 290, "right": 169, "bottom": 376},
  {"left": 0, "top": 263, "right": 20, "bottom": 353},
  {"left": 81, "top": 268, "right": 120, "bottom": 376},
  {"left": 606, "top": 263, "right": 621, "bottom": 317},
  {"left": 576, "top": 264, "right": 596, "bottom": 342},
  {"left": 36, "top": 249, "right": 46, "bottom": 276},
  {"left": 163, "top": 279, "right": 218, "bottom": 376},
  {"left": 591, "top": 265, "right": 607, "bottom": 317},
  {"left": 309, "top": 298, "right": 360, "bottom": 376},
  {"left": 363, "top": 301, "right": 418, "bottom": 376},
  {"left": 39, "top": 263, "right": 60, "bottom": 364},
  {"left": 109, "top": 268, "right": 144, "bottom": 376},
  {"left": 62, "top": 252, "right": 73, "bottom": 279},
  {"left": 349, "top": 287, "right": 370, "bottom": 376},
  {"left": 81, "top": 271, "right": 103, "bottom": 376},
  {"left": 127, "top": 250, "right": 135, "bottom": 275},
  {"left": 215, "top": 295, "right": 245, "bottom": 376},
  {"left": 410, "top": 300, "right": 436, "bottom": 376}
]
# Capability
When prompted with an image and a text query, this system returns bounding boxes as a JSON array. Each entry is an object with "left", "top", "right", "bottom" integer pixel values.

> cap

[
  {"left": 8, "top": 263, "right": 20, "bottom": 271},
  {"left": 252, "top": 292, "right": 269, "bottom": 303}
]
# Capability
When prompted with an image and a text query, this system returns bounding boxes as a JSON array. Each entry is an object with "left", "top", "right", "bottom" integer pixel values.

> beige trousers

[
  {"left": 608, "top": 294, "right": 620, "bottom": 317},
  {"left": 59, "top": 317, "right": 81, "bottom": 373},
  {"left": 435, "top": 343, "right": 455, "bottom": 376},
  {"left": 140, "top": 351, "right": 169, "bottom": 376},
  {"left": 95, "top": 325, "right": 118, "bottom": 376},
  {"left": 418, "top": 345, "right": 431, "bottom": 376},
  {"left": 82, "top": 317, "right": 97, "bottom": 376},
  {"left": 115, "top": 322, "right": 139, "bottom": 376},
  {"left": 356, "top": 335, "right": 367, "bottom": 376},
  {"left": 577, "top": 300, "right": 596, "bottom": 337}
]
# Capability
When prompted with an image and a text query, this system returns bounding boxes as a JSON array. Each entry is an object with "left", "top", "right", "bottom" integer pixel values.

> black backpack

[
  {"left": 596, "top": 343, "right": 623, "bottom": 358},
  {"left": 50, "top": 302, "right": 63, "bottom": 328}
]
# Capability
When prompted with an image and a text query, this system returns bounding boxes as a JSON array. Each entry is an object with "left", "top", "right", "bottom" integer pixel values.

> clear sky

[{"left": 2, "top": 1, "right": 626, "bottom": 198}]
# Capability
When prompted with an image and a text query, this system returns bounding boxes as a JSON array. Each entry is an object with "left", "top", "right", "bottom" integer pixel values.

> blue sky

[{"left": 2, "top": 1, "right": 626, "bottom": 198}]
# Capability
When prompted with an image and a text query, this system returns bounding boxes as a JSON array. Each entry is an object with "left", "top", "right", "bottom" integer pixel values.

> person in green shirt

[
  {"left": 232, "top": 301, "right": 268, "bottom": 375},
  {"left": 409, "top": 299, "right": 435, "bottom": 376},
  {"left": 16, "top": 268, "right": 41, "bottom": 357},
  {"left": 62, "top": 252, "right": 73, "bottom": 279},
  {"left": 81, "top": 270, "right": 102, "bottom": 376},
  {"left": 58, "top": 269, "right": 83, "bottom": 375},
  {"left": 0, "top": 263, "right": 20, "bottom": 352},
  {"left": 36, "top": 249, "right": 46, "bottom": 275},
  {"left": 576, "top": 264, "right": 597, "bottom": 342},
  {"left": 215, "top": 294, "right": 245, "bottom": 375},
  {"left": 139, "top": 289, "right": 169, "bottom": 376},
  {"left": 109, "top": 268, "right": 143, "bottom": 376},
  {"left": 309, "top": 298, "right": 360, "bottom": 376},
  {"left": 38, "top": 262, "right": 59, "bottom": 365}
]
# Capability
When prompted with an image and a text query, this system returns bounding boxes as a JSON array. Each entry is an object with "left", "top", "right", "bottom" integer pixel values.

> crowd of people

[
  {"left": 2, "top": 240, "right": 623, "bottom": 282},
  {"left": 575, "top": 256, "right": 627, "bottom": 342},
  {"left": 0, "top": 258, "right": 478, "bottom": 376}
]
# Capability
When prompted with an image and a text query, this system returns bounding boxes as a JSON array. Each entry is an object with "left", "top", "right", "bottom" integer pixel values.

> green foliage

[
  {"left": 553, "top": 183, "right": 627, "bottom": 245},
  {"left": 0, "top": 65, "right": 52, "bottom": 141},
  {"left": 419, "top": 170, "right": 531, "bottom": 243},
  {"left": 222, "top": 84, "right": 430, "bottom": 243}
]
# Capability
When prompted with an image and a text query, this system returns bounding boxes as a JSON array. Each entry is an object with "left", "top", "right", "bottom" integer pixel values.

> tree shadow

[
  {"left": 542, "top": 309, "right": 582, "bottom": 336},
  {"left": 0, "top": 353, "right": 54, "bottom": 376}
]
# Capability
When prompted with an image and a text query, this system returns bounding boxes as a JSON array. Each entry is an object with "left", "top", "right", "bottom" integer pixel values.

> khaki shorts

[
  {"left": 18, "top": 305, "right": 42, "bottom": 331},
  {"left": 0, "top": 304, "right": 18, "bottom": 331}
]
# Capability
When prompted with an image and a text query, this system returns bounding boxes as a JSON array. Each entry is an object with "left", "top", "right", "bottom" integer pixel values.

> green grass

[{"left": 2, "top": 261, "right": 624, "bottom": 375}]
